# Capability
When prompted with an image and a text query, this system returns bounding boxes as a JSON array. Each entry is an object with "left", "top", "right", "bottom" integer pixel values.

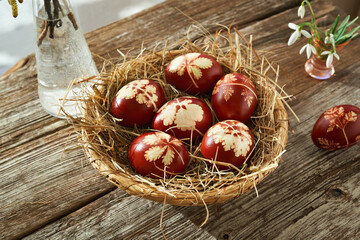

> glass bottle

[{"left": 32, "top": 0, "right": 99, "bottom": 118}]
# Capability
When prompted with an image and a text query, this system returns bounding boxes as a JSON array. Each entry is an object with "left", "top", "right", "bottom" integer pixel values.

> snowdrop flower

[
  {"left": 325, "top": 33, "right": 335, "bottom": 45},
  {"left": 298, "top": 4, "right": 305, "bottom": 19},
  {"left": 321, "top": 51, "right": 340, "bottom": 68},
  {"left": 299, "top": 43, "right": 316, "bottom": 59},
  {"left": 288, "top": 23, "right": 311, "bottom": 45}
]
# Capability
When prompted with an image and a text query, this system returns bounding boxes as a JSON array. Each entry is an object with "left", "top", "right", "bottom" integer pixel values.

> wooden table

[{"left": 1, "top": 0, "right": 360, "bottom": 239}]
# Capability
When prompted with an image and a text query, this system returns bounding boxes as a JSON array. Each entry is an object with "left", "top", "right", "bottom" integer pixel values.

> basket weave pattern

[{"left": 80, "top": 31, "right": 289, "bottom": 206}]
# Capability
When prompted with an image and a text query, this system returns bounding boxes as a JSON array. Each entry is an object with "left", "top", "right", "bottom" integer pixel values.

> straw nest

[{"left": 74, "top": 27, "right": 289, "bottom": 207}]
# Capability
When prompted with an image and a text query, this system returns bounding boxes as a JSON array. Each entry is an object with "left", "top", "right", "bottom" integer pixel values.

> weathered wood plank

[
  {"left": 23, "top": 190, "right": 216, "bottom": 240},
  {"left": 0, "top": 56, "right": 116, "bottom": 239},
  {"left": 1, "top": 0, "right": 306, "bottom": 239},
  {"left": 22, "top": 1, "right": 360, "bottom": 239},
  {"left": 24, "top": 79, "right": 360, "bottom": 239},
  {"left": 172, "top": 36, "right": 360, "bottom": 239},
  {"left": 84, "top": 0, "right": 301, "bottom": 61}
]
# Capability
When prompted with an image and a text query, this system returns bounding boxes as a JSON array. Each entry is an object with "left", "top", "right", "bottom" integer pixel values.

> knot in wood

[{"left": 326, "top": 186, "right": 349, "bottom": 201}]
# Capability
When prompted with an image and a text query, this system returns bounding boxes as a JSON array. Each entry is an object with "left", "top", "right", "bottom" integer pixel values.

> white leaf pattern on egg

[
  {"left": 143, "top": 132, "right": 171, "bottom": 145},
  {"left": 192, "top": 57, "right": 213, "bottom": 69},
  {"left": 168, "top": 55, "right": 189, "bottom": 74},
  {"left": 144, "top": 146, "right": 166, "bottom": 162},
  {"left": 213, "top": 74, "right": 237, "bottom": 101},
  {"left": 160, "top": 99, "right": 204, "bottom": 131},
  {"left": 207, "top": 121, "right": 252, "bottom": 157},
  {"left": 223, "top": 73, "right": 238, "bottom": 83},
  {"left": 188, "top": 65, "right": 203, "bottom": 80},
  {"left": 318, "top": 138, "right": 340, "bottom": 150},
  {"left": 143, "top": 134, "right": 160, "bottom": 145},
  {"left": 160, "top": 102, "right": 178, "bottom": 126},
  {"left": 117, "top": 80, "right": 158, "bottom": 108},
  {"left": 241, "top": 90, "right": 254, "bottom": 107},
  {"left": 223, "top": 88, "right": 234, "bottom": 102},
  {"left": 324, "top": 107, "right": 357, "bottom": 133},
  {"left": 162, "top": 148, "right": 175, "bottom": 166},
  {"left": 344, "top": 111, "right": 357, "bottom": 123},
  {"left": 168, "top": 53, "right": 213, "bottom": 80},
  {"left": 143, "top": 132, "right": 182, "bottom": 166}
]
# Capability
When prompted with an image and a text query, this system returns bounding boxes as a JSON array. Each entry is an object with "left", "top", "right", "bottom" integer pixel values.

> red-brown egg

[
  {"left": 211, "top": 73, "right": 257, "bottom": 122},
  {"left": 165, "top": 53, "right": 223, "bottom": 94},
  {"left": 110, "top": 79, "right": 165, "bottom": 127},
  {"left": 201, "top": 120, "right": 255, "bottom": 170},
  {"left": 128, "top": 132, "right": 189, "bottom": 178},
  {"left": 152, "top": 97, "right": 212, "bottom": 141},
  {"left": 312, "top": 105, "right": 360, "bottom": 151}
]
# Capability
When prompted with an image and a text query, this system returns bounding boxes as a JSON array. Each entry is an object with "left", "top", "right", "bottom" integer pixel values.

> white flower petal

[
  {"left": 326, "top": 54, "right": 333, "bottom": 68},
  {"left": 298, "top": 5, "right": 305, "bottom": 18},
  {"left": 325, "top": 34, "right": 335, "bottom": 45},
  {"left": 299, "top": 44, "right": 307, "bottom": 54},
  {"left": 325, "top": 36, "right": 329, "bottom": 44},
  {"left": 310, "top": 45, "right": 316, "bottom": 54},
  {"left": 300, "top": 30, "right": 311, "bottom": 38},
  {"left": 321, "top": 51, "right": 331, "bottom": 55},
  {"left": 334, "top": 52, "right": 340, "bottom": 60},
  {"left": 288, "top": 31, "right": 300, "bottom": 45},
  {"left": 288, "top": 23, "right": 298, "bottom": 30},
  {"left": 306, "top": 44, "right": 312, "bottom": 59}
]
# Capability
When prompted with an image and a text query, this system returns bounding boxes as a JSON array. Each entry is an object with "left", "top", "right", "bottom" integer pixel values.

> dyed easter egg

[
  {"left": 312, "top": 105, "right": 360, "bottom": 151},
  {"left": 152, "top": 97, "right": 212, "bottom": 141},
  {"left": 165, "top": 53, "right": 223, "bottom": 94},
  {"left": 211, "top": 73, "right": 257, "bottom": 122},
  {"left": 110, "top": 79, "right": 165, "bottom": 127},
  {"left": 128, "top": 132, "right": 189, "bottom": 178},
  {"left": 201, "top": 120, "right": 255, "bottom": 170}
]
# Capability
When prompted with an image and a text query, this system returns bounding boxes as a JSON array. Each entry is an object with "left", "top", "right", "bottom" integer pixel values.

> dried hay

[{"left": 69, "top": 26, "right": 290, "bottom": 208}]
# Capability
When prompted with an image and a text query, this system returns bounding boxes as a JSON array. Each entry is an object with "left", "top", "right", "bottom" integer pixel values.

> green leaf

[
  {"left": 350, "top": 33, "right": 358, "bottom": 40},
  {"left": 335, "top": 26, "right": 359, "bottom": 44},
  {"left": 337, "top": 25, "right": 360, "bottom": 41},
  {"left": 349, "top": 32, "right": 358, "bottom": 39},
  {"left": 337, "top": 16, "right": 350, "bottom": 30},
  {"left": 334, "top": 15, "right": 350, "bottom": 38},
  {"left": 346, "top": 16, "right": 359, "bottom": 29},
  {"left": 336, "top": 37, "right": 350, "bottom": 45},
  {"left": 330, "top": 15, "right": 340, "bottom": 34},
  {"left": 346, "top": 25, "right": 360, "bottom": 36}
]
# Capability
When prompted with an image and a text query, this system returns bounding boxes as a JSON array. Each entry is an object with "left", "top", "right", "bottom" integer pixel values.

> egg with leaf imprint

[
  {"left": 211, "top": 73, "right": 257, "bottom": 122},
  {"left": 110, "top": 79, "right": 165, "bottom": 127},
  {"left": 165, "top": 53, "right": 223, "bottom": 94},
  {"left": 152, "top": 97, "right": 212, "bottom": 141},
  {"left": 201, "top": 120, "right": 255, "bottom": 170},
  {"left": 312, "top": 105, "right": 360, "bottom": 151},
  {"left": 128, "top": 132, "right": 189, "bottom": 178}
]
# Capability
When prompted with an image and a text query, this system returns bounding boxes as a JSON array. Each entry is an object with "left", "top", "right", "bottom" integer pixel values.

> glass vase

[
  {"left": 32, "top": 0, "right": 99, "bottom": 118},
  {"left": 304, "top": 54, "right": 334, "bottom": 80},
  {"left": 304, "top": 37, "right": 349, "bottom": 80}
]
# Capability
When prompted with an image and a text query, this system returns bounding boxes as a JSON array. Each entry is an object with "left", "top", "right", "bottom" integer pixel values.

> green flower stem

[{"left": 302, "top": 0, "right": 319, "bottom": 38}]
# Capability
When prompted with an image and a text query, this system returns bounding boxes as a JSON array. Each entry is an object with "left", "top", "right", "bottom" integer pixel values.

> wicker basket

[{"left": 80, "top": 31, "right": 289, "bottom": 206}]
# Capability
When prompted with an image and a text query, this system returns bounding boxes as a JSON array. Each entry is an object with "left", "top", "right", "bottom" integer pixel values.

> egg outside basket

[{"left": 78, "top": 28, "right": 289, "bottom": 207}]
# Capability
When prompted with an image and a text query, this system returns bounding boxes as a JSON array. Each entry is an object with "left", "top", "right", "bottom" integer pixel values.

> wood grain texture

[
  {"left": 0, "top": 1, "right": 303, "bottom": 238},
  {"left": 1, "top": 0, "right": 360, "bottom": 239},
  {"left": 84, "top": 0, "right": 301, "bottom": 61},
  {"left": 23, "top": 190, "right": 217, "bottom": 240},
  {"left": 0, "top": 53, "right": 116, "bottom": 239}
]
